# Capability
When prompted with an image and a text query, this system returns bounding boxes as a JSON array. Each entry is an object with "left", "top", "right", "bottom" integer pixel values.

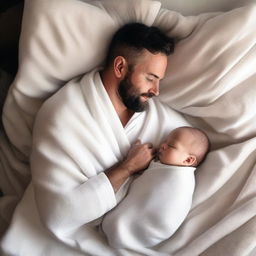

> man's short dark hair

[{"left": 105, "top": 22, "right": 175, "bottom": 67}]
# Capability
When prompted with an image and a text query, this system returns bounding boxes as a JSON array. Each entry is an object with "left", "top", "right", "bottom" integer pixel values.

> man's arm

[{"left": 32, "top": 127, "right": 154, "bottom": 238}]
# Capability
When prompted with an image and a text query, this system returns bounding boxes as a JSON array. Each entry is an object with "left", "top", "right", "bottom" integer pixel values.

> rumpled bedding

[{"left": 1, "top": 0, "right": 256, "bottom": 255}]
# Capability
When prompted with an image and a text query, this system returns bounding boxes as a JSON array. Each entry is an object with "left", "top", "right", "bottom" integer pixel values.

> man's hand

[
  {"left": 105, "top": 140, "right": 156, "bottom": 192},
  {"left": 121, "top": 139, "right": 156, "bottom": 175}
]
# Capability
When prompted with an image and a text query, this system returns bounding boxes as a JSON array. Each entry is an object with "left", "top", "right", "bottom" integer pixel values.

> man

[
  {"left": 30, "top": 23, "right": 187, "bottom": 251},
  {"left": 100, "top": 23, "right": 174, "bottom": 193}
]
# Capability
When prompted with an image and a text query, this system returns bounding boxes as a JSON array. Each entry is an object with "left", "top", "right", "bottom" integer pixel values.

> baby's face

[{"left": 158, "top": 129, "right": 194, "bottom": 166}]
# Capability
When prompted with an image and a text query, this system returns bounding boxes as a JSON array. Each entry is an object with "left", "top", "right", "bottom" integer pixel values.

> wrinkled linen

[
  {"left": 154, "top": 4, "right": 256, "bottom": 256},
  {"left": 102, "top": 162, "right": 196, "bottom": 249},
  {"left": 1, "top": 69, "right": 188, "bottom": 256},
  {"left": 0, "top": 69, "right": 27, "bottom": 237},
  {"left": 1, "top": 0, "right": 256, "bottom": 255}
]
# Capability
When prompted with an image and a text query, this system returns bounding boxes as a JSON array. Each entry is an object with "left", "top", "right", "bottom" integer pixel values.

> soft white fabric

[
  {"left": 0, "top": 69, "right": 12, "bottom": 117},
  {"left": 0, "top": 69, "right": 27, "bottom": 237},
  {"left": 0, "top": 131, "right": 26, "bottom": 237},
  {"left": 1, "top": 0, "right": 256, "bottom": 255},
  {"left": 102, "top": 162, "right": 195, "bottom": 249},
  {"left": 160, "top": 0, "right": 256, "bottom": 15},
  {"left": 1, "top": 69, "right": 189, "bottom": 255}
]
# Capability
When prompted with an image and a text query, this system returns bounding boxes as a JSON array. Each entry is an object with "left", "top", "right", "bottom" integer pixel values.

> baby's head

[{"left": 158, "top": 126, "right": 210, "bottom": 167}]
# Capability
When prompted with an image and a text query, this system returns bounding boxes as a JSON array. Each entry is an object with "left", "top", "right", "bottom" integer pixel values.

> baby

[
  {"left": 102, "top": 126, "right": 210, "bottom": 249},
  {"left": 157, "top": 126, "right": 209, "bottom": 167}
]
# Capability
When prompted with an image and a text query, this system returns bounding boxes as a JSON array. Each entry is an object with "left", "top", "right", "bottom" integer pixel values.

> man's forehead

[{"left": 135, "top": 50, "right": 167, "bottom": 73}]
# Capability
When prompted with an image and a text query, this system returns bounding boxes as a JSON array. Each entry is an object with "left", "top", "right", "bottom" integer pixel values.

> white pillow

[
  {"left": 157, "top": 4, "right": 256, "bottom": 146},
  {"left": 160, "top": 0, "right": 255, "bottom": 15}
]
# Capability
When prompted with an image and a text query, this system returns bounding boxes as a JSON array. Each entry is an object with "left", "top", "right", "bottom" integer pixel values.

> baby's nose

[{"left": 161, "top": 143, "right": 166, "bottom": 150}]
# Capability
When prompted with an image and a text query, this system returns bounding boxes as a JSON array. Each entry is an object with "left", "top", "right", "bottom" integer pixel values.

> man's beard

[{"left": 118, "top": 74, "right": 153, "bottom": 112}]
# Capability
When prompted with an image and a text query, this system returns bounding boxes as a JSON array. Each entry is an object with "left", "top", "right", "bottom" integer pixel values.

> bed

[{"left": 1, "top": 0, "right": 256, "bottom": 255}]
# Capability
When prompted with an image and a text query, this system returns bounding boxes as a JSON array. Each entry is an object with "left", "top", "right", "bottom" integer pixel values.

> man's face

[{"left": 118, "top": 50, "right": 168, "bottom": 112}]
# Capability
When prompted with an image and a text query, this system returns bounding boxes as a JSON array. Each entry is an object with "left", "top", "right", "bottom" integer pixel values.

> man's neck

[
  {"left": 100, "top": 69, "right": 135, "bottom": 127},
  {"left": 118, "top": 109, "right": 134, "bottom": 127}
]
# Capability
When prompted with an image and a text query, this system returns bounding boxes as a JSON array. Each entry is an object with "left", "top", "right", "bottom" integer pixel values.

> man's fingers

[{"left": 134, "top": 139, "right": 154, "bottom": 148}]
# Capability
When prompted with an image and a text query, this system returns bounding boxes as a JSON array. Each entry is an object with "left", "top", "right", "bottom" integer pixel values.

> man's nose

[{"left": 149, "top": 81, "right": 160, "bottom": 96}]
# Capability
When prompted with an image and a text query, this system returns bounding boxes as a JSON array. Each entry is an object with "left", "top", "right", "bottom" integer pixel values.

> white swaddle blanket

[
  {"left": 1, "top": 68, "right": 189, "bottom": 255},
  {"left": 102, "top": 161, "right": 196, "bottom": 249}
]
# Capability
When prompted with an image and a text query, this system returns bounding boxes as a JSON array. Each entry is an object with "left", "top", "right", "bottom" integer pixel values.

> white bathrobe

[
  {"left": 102, "top": 161, "right": 196, "bottom": 249},
  {"left": 4, "top": 68, "right": 189, "bottom": 254}
]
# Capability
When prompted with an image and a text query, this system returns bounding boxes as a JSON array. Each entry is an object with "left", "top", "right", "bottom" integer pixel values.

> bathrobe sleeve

[
  {"left": 30, "top": 75, "right": 120, "bottom": 239},
  {"left": 31, "top": 110, "right": 117, "bottom": 238}
]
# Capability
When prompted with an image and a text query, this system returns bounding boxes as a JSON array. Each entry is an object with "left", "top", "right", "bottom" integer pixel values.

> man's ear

[
  {"left": 183, "top": 155, "right": 197, "bottom": 166},
  {"left": 113, "top": 56, "right": 127, "bottom": 79}
]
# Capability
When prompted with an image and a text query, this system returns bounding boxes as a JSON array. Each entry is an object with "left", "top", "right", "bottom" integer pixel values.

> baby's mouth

[{"left": 155, "top": 150, "right": 161, "bottom": 159}]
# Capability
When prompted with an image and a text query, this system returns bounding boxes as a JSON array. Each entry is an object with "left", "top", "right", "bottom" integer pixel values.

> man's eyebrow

[
  {"left": 148, "top": 73, "right": 165, "bottom": 80},
  {"left": 147, "top": 73, "right": 160, "bottom": 79}
]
